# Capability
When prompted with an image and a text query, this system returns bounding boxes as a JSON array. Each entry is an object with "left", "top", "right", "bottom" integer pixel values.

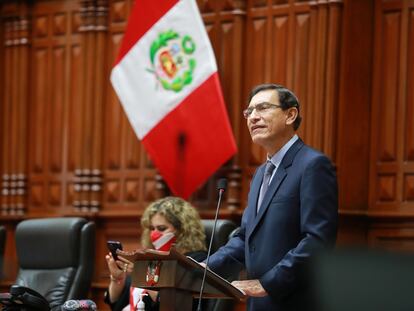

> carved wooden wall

[
  {"left": 1, "top": 0, "right": 413, "bottom": 309},
  {"left": 367, "top": 0, "right": 414, "bottom": 250}
]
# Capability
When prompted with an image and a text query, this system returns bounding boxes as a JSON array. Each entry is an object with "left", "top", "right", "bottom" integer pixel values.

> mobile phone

[{"left": 107, "top": 240, "right": 123, "bottom": 260}]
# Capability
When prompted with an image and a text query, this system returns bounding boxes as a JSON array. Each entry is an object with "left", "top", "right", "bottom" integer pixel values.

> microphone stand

[{"left": 196, "top": 178, "right": 227, "bottom": 311}]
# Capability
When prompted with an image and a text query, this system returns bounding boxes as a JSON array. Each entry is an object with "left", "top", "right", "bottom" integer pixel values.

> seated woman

[{"left": 104, "top": 196, "right": 207, "bottom": 311}]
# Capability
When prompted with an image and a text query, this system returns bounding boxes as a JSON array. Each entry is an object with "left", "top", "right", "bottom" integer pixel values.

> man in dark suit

[{"left": 207, "top": 84, "right": 338, "bottom": 311}]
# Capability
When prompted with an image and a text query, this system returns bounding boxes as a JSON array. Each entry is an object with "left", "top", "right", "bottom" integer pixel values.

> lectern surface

[{"left": 119, "top": 248, "right": 245, "bottom": 300}]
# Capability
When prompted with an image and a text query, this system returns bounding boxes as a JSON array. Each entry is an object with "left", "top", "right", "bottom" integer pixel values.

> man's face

[{"left": 247, "top": 89, "right": 290, "bottom": 152}]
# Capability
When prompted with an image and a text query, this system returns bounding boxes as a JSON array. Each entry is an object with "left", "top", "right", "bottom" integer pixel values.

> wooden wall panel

[
  {"left": 1, "top": 0, "right": 414, "bottom": 309},
  {"left": 406, "top": 9, "right": 414, "bottom": 162},
  {"left": 270, "top": 15, "right": 288, "bottom": 85},
  {"left": 103, "top": 33, "right": 125, "bottom": 173},
  {"left": 336, "top": 0, "right": 373, "bottom": 214},
  {"left": 245, "top": 16, "right": 268, "bottom": 166},
  {"left": 1, "top": 9, "right": 30, "bottom": 216},
  {"left": 0, "top": 3, "right": 2, "bottom": 171},
  {"left": 378, "top": 12, "right": 400, "bottom": 162},
  {"left": 50, "top": 46, "right": 65, "bottom": 173},
  {"left": 246, "top": 17, "right": 267, "bottom": 95},
  {"left": 293, "top": 10, "right": 312, "bottom": 144},
  {"left": 377, "top": 174, "right": 396, "bottom": 202},
  {"left": 68, "top": 44, "right": 83, "bottom": 173},
  {"left": 1, "top": 18, "right": 12, "bottom": 214},
  {"left": 369, "top": 0, "right": 414, "bottom": 215},
  {"left": 103, "top": 0, "right": 147, "bottom": 214},
  {"left": 11, "top": 21, "right": 19, "bottom": 180},
  {"left": 368, "top": 223, "right": 414, "bottom": 253},
  {"left": 365, "top": 1, "right": 414, "bottom": 261},
  {"left": 30, "top": 47, "right": 47, "bottom": 173},
  {"left": 405, "top": 174, "right": 414, "bottom": 202},
  {"left": 323, "top": 2, "right": 341, "bottom": 160},
  {"left": 27, "top": 1, "right": 81, "bottom": 214},
  {"left": 0, "top": 220, "right": 19, "bottom": 282},
  {"left": 73, "top": 0, "right": 109, "bottom": 213}
]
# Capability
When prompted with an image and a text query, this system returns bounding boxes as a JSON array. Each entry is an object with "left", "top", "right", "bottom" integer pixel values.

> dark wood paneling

[
  {"left": 1, "top": 17, "right": 13, "bottom": 214},
  {"left": 336, "top": 0, "right": 373, "bottom": 213},
  {"left": 406, "top": 9, "right": 414, "bottom": 162},
  {"left": 369, "top": 0, "right": 414, "bottom": 215},
  {"left": 1, "top": 0, "right": 414, "bottom": 309},
  {"left": 368, "top": 219, "right": 414, "bottom": 253},
  {"left": 378, "top": 11, "right": 400, "bottom": 163},
  {"left": 1, "top": 10, "right": 30, "bottom": 215}
]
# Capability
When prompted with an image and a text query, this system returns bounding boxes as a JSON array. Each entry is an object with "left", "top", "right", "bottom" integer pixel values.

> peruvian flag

[{"left": 110, "top": 0, "right": 237, "bottom": 198}]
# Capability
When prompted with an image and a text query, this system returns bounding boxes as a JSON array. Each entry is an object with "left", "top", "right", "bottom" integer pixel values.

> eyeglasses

[{"left": 243, "top": 102, "right": 282, "bottom": 119}]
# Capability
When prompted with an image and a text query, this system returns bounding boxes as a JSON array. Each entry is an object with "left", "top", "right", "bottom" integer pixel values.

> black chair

[
  {"left": 14, "top": 217, "right": 95, "bottom": 311},
  {"left": 202, "top": 219, "right": 241, "bottom": 311},
  {"left": 202, "top": 219, "right": 239, "bottom": 254},
  {"left": 0, "top": 225, "right": 6, "bottom": 280}
]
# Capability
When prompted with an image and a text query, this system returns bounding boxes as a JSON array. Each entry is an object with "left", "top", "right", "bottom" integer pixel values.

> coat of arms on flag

[
  {"left": 148, "top": 30, "right": 196, "bottom": 92},
  {"left": 110, "top": 0, "right": 237, "bottom": 198}
]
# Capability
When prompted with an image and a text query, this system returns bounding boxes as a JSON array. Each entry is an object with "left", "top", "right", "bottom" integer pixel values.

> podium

[{"left": 119, "top": 248, "right": 244, "bottom": 311}]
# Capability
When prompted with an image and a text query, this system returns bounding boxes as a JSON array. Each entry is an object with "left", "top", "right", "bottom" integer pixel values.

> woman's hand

[
  {"left": 105, "top": 253, "right": 134, "bottom": 283},
  {"left": 105, "top": 253, "right": 135, "bottom": 303}
]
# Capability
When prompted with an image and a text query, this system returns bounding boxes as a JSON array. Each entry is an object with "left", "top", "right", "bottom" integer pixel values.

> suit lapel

[
  {"left": 247, "top": 138, "right": 305, "bottom": 240},
  {"left": 247, "top": 167, "right": 287, "bottom": 239},
  {"left": 247, "top": 165, "right": 265, "bottom": 212}
]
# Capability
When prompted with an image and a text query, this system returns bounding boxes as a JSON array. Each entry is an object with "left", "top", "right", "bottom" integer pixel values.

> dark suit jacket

[{"left": 208, "top": 138, "right": 338, "bottom": 311}]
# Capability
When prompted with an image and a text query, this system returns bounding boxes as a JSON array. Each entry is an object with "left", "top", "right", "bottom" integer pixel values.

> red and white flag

[{"left": 110, "top": 0, "right": 237, "bottom": 198}]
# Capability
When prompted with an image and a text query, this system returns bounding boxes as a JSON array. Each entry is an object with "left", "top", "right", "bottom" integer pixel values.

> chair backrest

[
  {"left": 202, "top": 219, "right": 238, "bottom": 254},
  {"left": 0, "top": 225, "right": 6, "bottom": 280},
  {"left": 201, "top": 219, "right": 240, "bottom": 311},
  {"left": 14, "top": 217, "right": 95, "bottom": 311}
]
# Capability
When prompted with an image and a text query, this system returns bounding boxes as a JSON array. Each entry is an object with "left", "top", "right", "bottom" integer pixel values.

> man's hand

[{"left": 231, "top": 279, "right": 268, "bottom": 297}]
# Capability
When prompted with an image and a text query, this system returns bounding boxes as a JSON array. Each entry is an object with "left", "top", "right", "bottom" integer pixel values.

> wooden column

[
  {"left": 74, "top": 0, "right": 108, "bottom": 213},
  {"left": 302, "top": 0, "right": 343, "bottom": 160},
  {"left": 1, "top": 17, "right": 13, "bottom": 215},
  {"left": 222, "top": 1, "right": 246, "bottom": 212},
  {"left": 0, "top": 3, "right": 30, "bottom": 216},
  {"left": 334, "top": 0, "right": 374, "bottom": 245}
]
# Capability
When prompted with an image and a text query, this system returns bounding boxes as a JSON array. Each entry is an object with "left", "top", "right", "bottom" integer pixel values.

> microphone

[
  {"left": 61, "top": 300, "right": 97, "bottom": 311},
  {"left": 196, "top": 178, "right": 227, "bottom": 311}
]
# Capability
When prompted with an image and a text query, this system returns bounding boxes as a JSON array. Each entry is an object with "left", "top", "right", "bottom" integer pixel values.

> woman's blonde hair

[{"left": 140, "top": 196, "right": 207, "bottom": 253}]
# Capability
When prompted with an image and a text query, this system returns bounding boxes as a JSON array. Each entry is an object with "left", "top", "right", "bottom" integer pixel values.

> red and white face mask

[{"left": 150, "top": 231, "right": 176, "bottom": 251}]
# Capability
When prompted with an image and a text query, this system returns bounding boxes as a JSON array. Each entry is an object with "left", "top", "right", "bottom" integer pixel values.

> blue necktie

[{"left": 257, "top": 161, "right": 276, "bottom": 211}]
